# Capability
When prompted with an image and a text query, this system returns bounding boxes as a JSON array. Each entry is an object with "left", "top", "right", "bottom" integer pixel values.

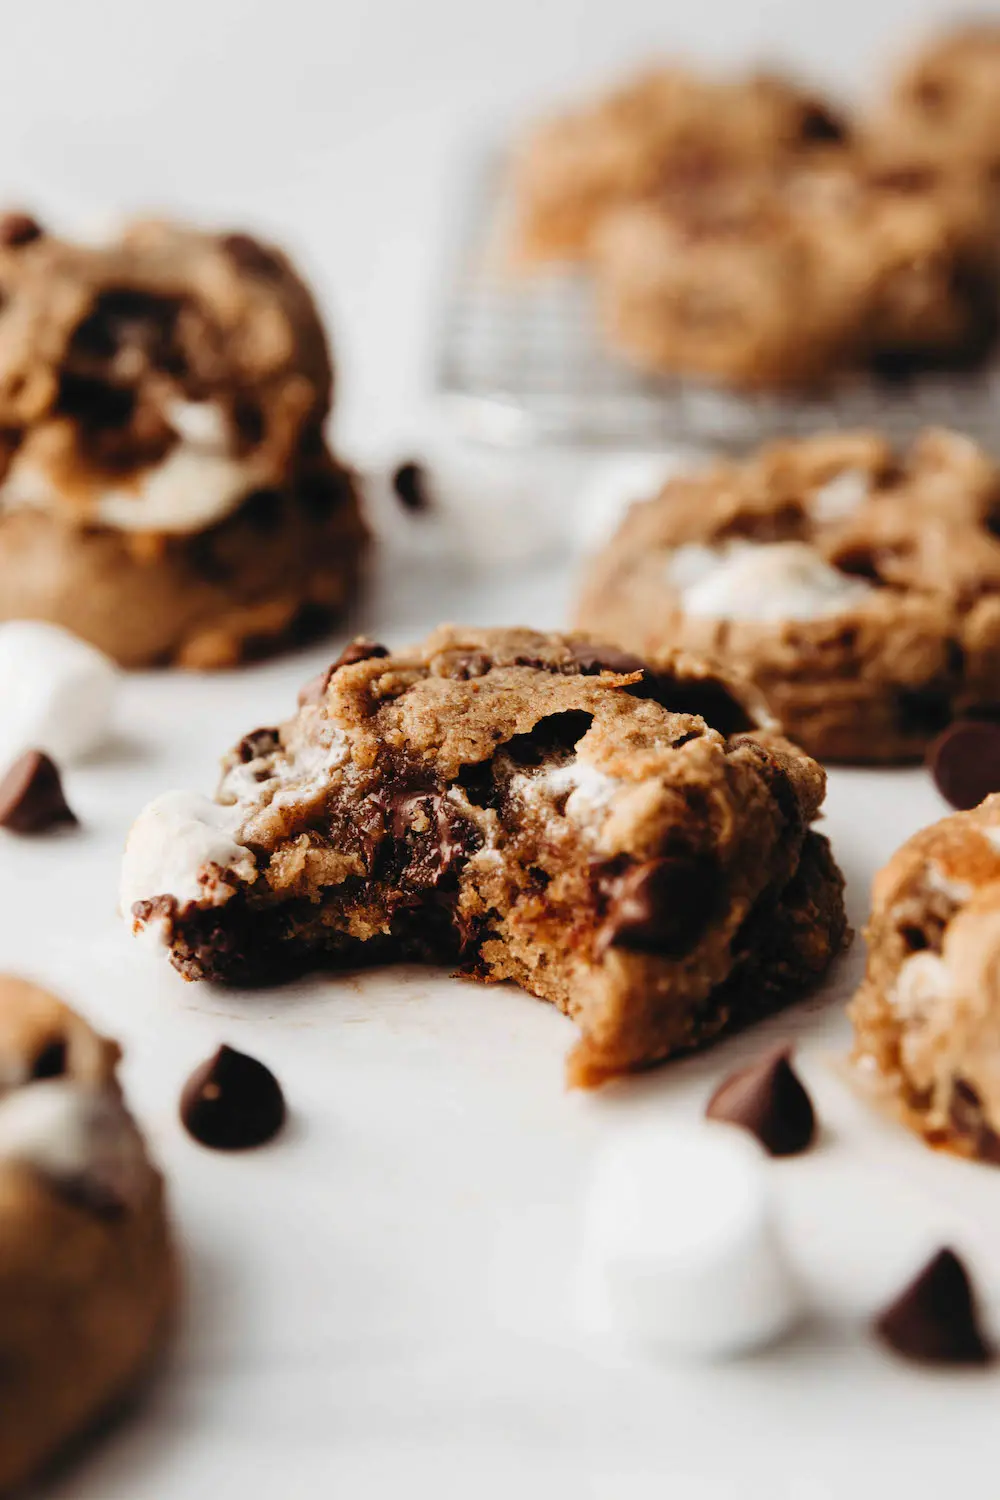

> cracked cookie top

[{"left": 0, "top": 216, "right": 333, "bottom": 534}]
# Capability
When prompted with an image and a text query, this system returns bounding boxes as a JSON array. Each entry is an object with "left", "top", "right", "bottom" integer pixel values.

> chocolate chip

[
  {"left": 391, "top": 461, "right": 432, "bottom": 513},
  {"left": 927, "top": 720, "right": 1000, "bottom": 810},
  {"left": 705, "top": 1046, "right": 815, "bottom": 1156},
  {"left": 442, "top": 652, "right": 491, "bottom": 681},
  {"left": 601, "top": 853, "right": 719, "bottom": 958},
  {"left": 948, "top": 1079, "right": 1000, "bottom": 1163},
  {"left": 389, "top": 789, "right": 479, "bottom": 890},
  {"left": 69, "top": 289, "right": 182, "bottom": 375},
  {"left": 798, "top": 102, "right": 848, "bottom": 143},
  {"left": 241, "top": 488, "right": 282, "bottom": 531},
  {"left": 57, "top": 373, "right": 136, "bottom": 428},
  {"left": 0, "top": 751, "right": 77, "bottom": 834},
  {"left": 238, "top": 727, "right": 281, "bottom": 763},
  {"left": 221, "top": 232, "right": 283, "bottom": 278},
  {"left": 30, "top": 1038, "right": 67, "bottom": 1079},
  {"left": 297, "top": 638, "right": 391, "bottom": 706},
  {"left": 567, "top": 642, "right": 647, "bottom": 676},
  {"left": 179, "top": 1044, "right": 286, "bottom": 1150},
  {"left": 0, "top": 211, "right": 42, "bottom": 248},
  {"left": 875, "top": 1249, "right": 994, "bottom": 1365}
]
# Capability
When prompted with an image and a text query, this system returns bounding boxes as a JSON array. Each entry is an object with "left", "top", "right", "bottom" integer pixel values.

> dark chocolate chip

[
  {"left": 389, "top": 789, "right": 479, "bottom": 890},
  {"left": 927, "top": 719, "right": 1000, "bottom": 810},
  {"left": 601, "top": 853, "right": 719, "bottom": 958},
  {"left": 30, "top": 1038, "right": 67, "bottom": 1079},
  {"left": 69, "top": 289, "right": 182, "bottom": 372},
  {"left": 567, "top": 642, "right": 647, "bottom": 676},
  {"left": 180, "top": 1044, "right": 286, "bottom": 1150},
  {"left": 220, "top": 232, "right": 283, "bottom": 277},
  {"left": 241, "top": 488, "right": 282, "bottom": 531},
  {"left": 56, "top": 373, "right": 136, "bottom": 428},
  {"left": 238, "top": 727, "right": 281, "bottom": 763},
  {"left": 797, "top": 102, "right": 848, "bottom": 143},
  {"left": 391, "top": 461, "right": 432, "bottom": 513},
  {"left": 0, "top": 751, "right": 77, "bottom": 834},
  {"left": 875, "top": 1249, "right": 994, "bottom": 1365},
  {"left": 0, "top": 211, "right": 42, "bottom": 248},
  {"left": 297, "top": 638, "right": 391, "bottom": 706},
  {"left": 948, "top": 1079, "right": 1000, "bottom": 1163},
  {"left": 705, "top": 1045, "right": 815, "bottom": 1156}
]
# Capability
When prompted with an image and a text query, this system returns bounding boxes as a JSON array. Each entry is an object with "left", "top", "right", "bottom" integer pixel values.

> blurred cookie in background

[
  {"left": 575, "top": 428, "right": 1000, "bottom": 763},
  {"left": 877, "top": 21, "right": 1000, "bottom": 182},
  {"left": 512, "top": 64, "right": 851, "bottom": 265},
  {"left": 0, "top": 216, "right": 366, "bottom": 668}
]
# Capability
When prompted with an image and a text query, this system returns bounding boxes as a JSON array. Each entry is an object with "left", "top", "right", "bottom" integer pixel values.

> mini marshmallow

[
  {"left": 674, "top": 540, "right": 874, "bottom": 623},
  {"left": 575, "top": 1121, "right": 799, "bottom": 1357},
  {"left": 808, "top": 468, "right": 870, "bottom": 524},
  {"left": 0, "top": 1080, "right": 148, "bottom": 1211},
  {"left": 120, "top": 790, "right": 256, "bottom": 919},
  {"left": 0, "top": 621, "right": 118, "bottom": 764}
]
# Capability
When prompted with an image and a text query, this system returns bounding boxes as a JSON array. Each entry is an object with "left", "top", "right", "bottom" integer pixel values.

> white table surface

[
  {"left": 0, "top": 543, "right": 995, "bottom": 1500},
  {"left": 2, "top": 0, "right": 1000, "bottom": 1493}
]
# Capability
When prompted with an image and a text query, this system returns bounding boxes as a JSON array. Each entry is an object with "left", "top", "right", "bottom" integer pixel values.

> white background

[{"left": 3, "top": 2, "right": 1000, "bottom": 1496}]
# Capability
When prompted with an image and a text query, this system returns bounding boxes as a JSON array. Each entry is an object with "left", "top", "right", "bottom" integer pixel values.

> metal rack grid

[{"left": 435, "top": 153, "right": 1000, "bottom": 453}]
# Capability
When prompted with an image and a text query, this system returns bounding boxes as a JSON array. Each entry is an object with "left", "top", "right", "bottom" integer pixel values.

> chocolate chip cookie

[
  {"left": 849, "top": 795, "right": 1000, "bottom": 1166},
  {"left": 0, "top": 215, "right": 366, "bottom": 667},
  {"left": 513, "top": 64, "right": 850, "bottom": 263},
  {"left": 0, "top": 976, "right": 175, "bottom": 1490},
  {"left": 575, "top": 429, "right": 1000, "bottom": 764},
  {"left": 593, "top": 154, "right": 999, "bottom": 386},
  {"left": 121, "top": 626, "right": 847, "bottom": 1087},
  {"left": 879, "top": 22, "right": 1000, "bottom": 181}
]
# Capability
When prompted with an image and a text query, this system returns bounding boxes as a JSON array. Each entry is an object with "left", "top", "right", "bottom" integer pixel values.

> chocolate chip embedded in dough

[
  {"left": 237, "top": 728, "right": 281, "bottom": 763},
  {"left": 0, "top": 211, "right": 42, "bottom": 248},
  {"left": 705, "top": 1046, "right": 816, "bottom": 1156},
  {"left": 928, "top": 719, "right": 1000, "bottom": 810},
  {"left": 567, "top": 642, "right": 647, "bottom": 677},
  {"left": 0, "top": 752, "right": 78, "bottom": 834},
  {"left": 180, "top": 1045, "right": 286, "bottom": 1150},
  {"left": 297, "top": 638, "right": 390, "bottom": 706},
  {"left": 601, "top": 854, "right": 719, "bottom": 958},
  {"left": 30, "top": 1039, "right": 68, "bottom": 1080},
  {"left": 875, "top": 1249, "right": 994, "bottom": 1366}
]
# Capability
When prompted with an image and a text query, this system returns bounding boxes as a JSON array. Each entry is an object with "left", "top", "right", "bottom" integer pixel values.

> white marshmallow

[
  {"left": 891, "top": 951, "right": 951, "bottom": 1021},
  {"left": 808, "top": 468, "right": 870, "bottom": 524},
  {"left": 0, "top": 1080, "right": 147, "bottom": 1210},
  {"left": 674, "top": 540, "right": 874, "bottom": 623},
  {"left": 0, "top": 620, "right": 118, "bottom": 765},
  {"left": 576, "top": 1122, "right": 799, "bottom": 1357},
  {"left": 1, "top": 404, "right": 261, "bottom": 535},
  {"left": 120, "top": 789, "right": 256, "bottom": 920},
  {"left": 576, "top": 453, "right": 689, "bottom": 551},
  {"left": 513, "top": 755, "right": 621, "bottom": 824}
]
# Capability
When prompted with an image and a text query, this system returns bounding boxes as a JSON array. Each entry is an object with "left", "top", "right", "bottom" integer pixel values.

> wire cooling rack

[{"left": 434, "top": 152, "right": 1000, "bottom": 452}]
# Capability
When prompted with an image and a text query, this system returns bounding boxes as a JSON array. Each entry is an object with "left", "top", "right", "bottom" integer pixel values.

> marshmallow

[
  {"left": 808, "top": 468, "right": 870, "bottom": 524},
  {"left": 576, "top": 1122, "right": 799, "bottom": 1357},
  {"left": 0, "top": 1080, "right": 148, "bottom": 1211},
  {"left": 0, "top": 621, "right": 118, "bottom": 765},
  {"left": 576, "top": 453, "right": 689, "bottom": 551},
  {"left": 120, "top": 789, "right": 256, "bottom": 918},
  {"left": 672, "top": 540, "right": 874, "bottom": 623}
]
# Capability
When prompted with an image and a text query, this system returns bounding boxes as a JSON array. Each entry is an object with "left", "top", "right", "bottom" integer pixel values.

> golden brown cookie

[
  {"left": 0, "top": 976, "right": 175, "bottom": 1491},
  {"left": 512, "top": 65, "right": 850, "bottom": 263},
  {"left": 593, "top": 157, "right": 999, "bottom": 387},
  {"left": 878, "top": 22, "right": 1000, "bottom": 180},
  {"left": 0, "top": 214, "right": 366, "bottom": 667},
  {"left": 575, "top": 429, "right": 1000, "bottom": 764},
  {"left": 121, "top": 626, "right": 847, "bottom": 1088},
  {"left": 849, "top": 795, "right": 1000, "bottom": 1165}
]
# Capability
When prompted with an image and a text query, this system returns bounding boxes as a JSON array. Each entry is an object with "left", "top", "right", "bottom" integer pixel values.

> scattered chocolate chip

[
  {"left": 601, "top": 853, "right": 719, "bottom": 958},
  {"left": 391, "top": 461, "right": 432, "bottom": 513},
  {"left": 30, "top": 1038, "right": 67, "bottom": 1079},
  {"left": 0, "top": 211, "right": 42, "bottom": 248},
  {"left": 180, "top": 1044, "right": 286, "bottom": 1150},
  {"left": 875, "top": 1249, "right": 994, "bottom": 1365},
  {"left": 927, "top": 719, "right": 1000, "bottom": 809},
  {"left": 706, "top": 1046, "right": 815, "bottom": 1157},
  {"left": 0, "top": 751, "right": 77, "bottom": 834},
  {"left": 297, "top": 638, "right": 391, "bottom": 706},
  {"left": 238, "top": 727, "right": 281, "bottom": 763},
  {"left": 220, "top": 232, "right": 283, "bottom": 277}
]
